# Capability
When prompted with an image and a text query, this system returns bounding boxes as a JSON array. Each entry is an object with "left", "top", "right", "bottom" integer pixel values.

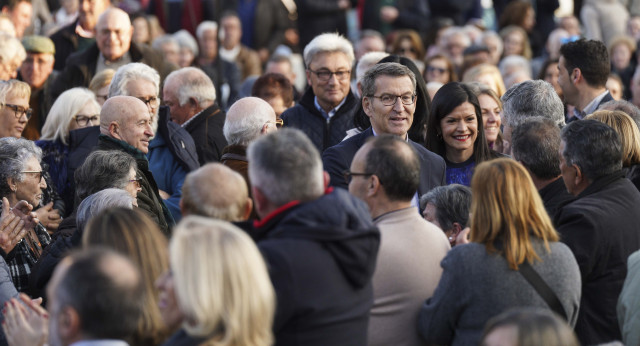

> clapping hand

[{"left": 2, "top": 293, "right": 49, "bottom": 346}]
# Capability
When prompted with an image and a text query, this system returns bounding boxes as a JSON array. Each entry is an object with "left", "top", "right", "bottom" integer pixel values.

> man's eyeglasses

[
  {"left": 137, "top": 96, "right": 160, "bottom": 110},
  {"left": 129, "top": 177, "right": 142, "bottom": 188},
  {"left": 75, "top": 114, "right": 100, "bottom": 126},
  {"left": 266, "top": 119, "right": 284, "bottom": 128},
  {"left": 368, "top": 93, "right": 417, "bottom": 107},
  {"left": 2, "top": 104, "right": 32, "bottom": 120},
  {"left": 343, "top": 170, "right": 375, "bottom": 184},
  {"left": 308, "top": 69, "right": 351, "bottom": 81},
  {"left": 22, "top": 171, "right": 44, "bottom": 182}
]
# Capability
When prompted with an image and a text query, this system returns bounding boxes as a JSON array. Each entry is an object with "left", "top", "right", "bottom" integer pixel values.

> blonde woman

[
  {"left": 418, "top": 158, "right": 581, "bottom": 345},
  {"left": 83, "top": 207, "right": 170, "bottom": 346},
  {"left": 463, "top": 64, "right": 507, "bottom": 97},
  {"left": 159, "top": 216, "right": 275, "bottom": 346},
  {"left": 586, "top": 110, "right": 640, "bottom": 190}
]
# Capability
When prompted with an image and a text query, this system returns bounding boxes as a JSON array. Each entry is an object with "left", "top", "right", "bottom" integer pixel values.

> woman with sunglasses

[
  {"left": 424, "top": 54, "right": 457, "bottom": 85},
  {"left": 0, "top": 137, "right": 51, "bottom": 293},
  {"left": 391, "top": 30, "right": 425, "bottom": 63},
  {"left": 36, "top": 87, "right": 100, "bottom": 218}
]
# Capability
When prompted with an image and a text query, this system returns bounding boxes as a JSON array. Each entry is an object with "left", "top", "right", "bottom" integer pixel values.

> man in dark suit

[
  {"left": 557, "top": 39, "right": 614, "bottom": 121},
  {"left": 323, "top": 62, "right": 445, "bottom": 205},
  {"left": 556, "top": 120, "right": 640, "bottom": 345}
]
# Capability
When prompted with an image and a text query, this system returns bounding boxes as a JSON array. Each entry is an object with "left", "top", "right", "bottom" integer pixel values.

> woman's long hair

[{"left": 470, "top": 158, "right": 559, "bottom": 270}]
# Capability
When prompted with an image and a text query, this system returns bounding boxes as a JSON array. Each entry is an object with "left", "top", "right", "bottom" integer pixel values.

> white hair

[
  {"left": 164, "top": 67, "right": 216, "bottom": 106},
  {"left": 440, "top": 27, "right": 471, "bottom": 48},
  {"left": 196, "top": 21, "right": 218, "bottom": 41},
  {"left": 40, "top": 88, "right": 100, "bottom": 145},
  {"left": 303, "top": 33, "right": 355, "bottom": 68},
  {"left": 108, "top": 63, "right": 160, "bottom": 98},
  {"left": 173, "top": 29, "right": 199, "bottom": 56},
  {"left": 356, "top": 51, "right": 389, "bottom": 82},
  {"left": 499, "top": 55, "right": 532, "bottom": 80},
  {"left": 478, "top": 31, "right": 503, "bottom": 56},
  {"left": 0, "top": 33, "right": 25, "bottom": 67},
  {"left": 223, "top": 97, "right": 275, "bottom": 146},
  {"left": 151, "top": 34, "right": 179, "bottom": 52}
]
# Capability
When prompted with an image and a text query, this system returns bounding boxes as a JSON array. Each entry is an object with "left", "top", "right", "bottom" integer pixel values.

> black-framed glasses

[
  {"left": 308, "top": 69, "right": 351, "bottom": 81},
  {"left": 343, "top": 170, "right": 374, "bottom": 184},
  {"left": 137, "top": 96, "right": 160, "bottom": 109},
  {"left": 75, "top": 114, "right": 100, "bottom": 126},
  {"left": 21, "top": 170, "right": 44, "bottom": 182},
  {"left": 369, "top": 93, "right": 416, "bottom": 106},
  {"left": 129, "top": 177, "right": 142, "bottom": 188},
  {"left": 2, "top": 104, "right": 32, "bottom": 120}
]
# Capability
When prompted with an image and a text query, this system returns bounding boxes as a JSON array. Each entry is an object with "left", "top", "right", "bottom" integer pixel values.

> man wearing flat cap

[{"left": 18, "top": 35, "right": 57, "bottom": 140}]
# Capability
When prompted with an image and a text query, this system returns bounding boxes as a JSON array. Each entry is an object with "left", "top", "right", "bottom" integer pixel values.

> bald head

[
  {"left": 223, "top": 97, "right": 278, "bottom": 146},
  {"left": 96, "top": 8, "right": 133, "bottom": 61},
  {"left": 181, "top": 163, "right": 251, "bottom": 221},
  {"left": 100, "top": 96, "right": 154, "bottom": 153}
]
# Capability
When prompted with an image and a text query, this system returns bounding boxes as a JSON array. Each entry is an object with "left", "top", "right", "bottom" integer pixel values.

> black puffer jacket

[
  {"left": 243, "top": 188, "right": 380, "bottom": 346},
  {"left": 281, "top": 88, "right": 359, "bottom": 153}
]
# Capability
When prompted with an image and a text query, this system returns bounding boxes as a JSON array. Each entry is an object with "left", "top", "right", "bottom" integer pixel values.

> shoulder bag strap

[{"left": 518, "top": 261, "right": 568, "bottom": 321}]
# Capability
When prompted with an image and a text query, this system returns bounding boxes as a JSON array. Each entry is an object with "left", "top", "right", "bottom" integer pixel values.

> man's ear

[
  {"left": 573, "top": 163, "right": 584, "bottom": 187},
  {"left": 242, "top": 197, "right": 253, "bottom": 220},
  {"left": 572, "top": 68, "right": 582, "bottom": 84},
  {"left": 362, "top": 96, "right": 373, "bottom": 118},
  {"left": 367, "top": 175, "right": 382, "bottom": 197},
  {"left": 252, "top": 186, "right": 268, "bottom": 216},
  {"left": 450, "top": 222, "right": 463, "bottom": 238},
  {"left": 59, "top": 306, "right": 81, "bottom": 342},
  {"left": 306, "top": 69, "right": 312, "bottom": 86},
  {"left": 109, "top": 122, "right": 120, "bottom": 140}
]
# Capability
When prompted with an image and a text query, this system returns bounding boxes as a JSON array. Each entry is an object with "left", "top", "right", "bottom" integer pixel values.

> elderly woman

[
  {"left": 173, "top": 29, "right": 199, "bottom": 68},
  {"left": 418, "top": 158, "right": 581, "bottom": 345},
  {"left": 1, "top": 80, "right": 63, "bottom": 230},
  {"left": 88, "top": 69, "right": 115, "bottom": 106},
  {"left": 27, "top": 150, "right": 141, "bottom": 298},
  {"left": 420, "top": 184, "right": 472, "bottom": 246},
  {"left": 36, "top": 88, "right": 101, "bottom": 215},
  {"left": 0, "top": 137, "right": 51, "bottom": 292},
  {"left": 158, "top": 216, "right": 275, "bottom": 345}
]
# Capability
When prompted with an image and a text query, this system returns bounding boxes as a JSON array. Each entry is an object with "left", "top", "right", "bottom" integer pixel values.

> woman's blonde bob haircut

[
  {"left": 463, "top": 64, "right": 507, "bottom": 97},
  {"left": 470, "top": 158, "right": 559, "bottom": 270},
  {"left": 170, "top": 216, "right": 275, "bottom": 346},
  {"left": 586, "top": 110, "right": 640, "bottom": 167}
]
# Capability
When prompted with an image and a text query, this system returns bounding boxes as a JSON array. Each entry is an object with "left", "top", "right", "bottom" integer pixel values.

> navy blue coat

[{"left": 322, "top": 127, "right": 446, "bottom": 196}]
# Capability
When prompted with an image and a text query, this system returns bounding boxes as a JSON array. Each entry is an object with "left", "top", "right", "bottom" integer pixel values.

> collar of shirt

[
  {"left": 96, "top": 52, "right": 131, "bottom": 75},
  {"left": 181, "top": 108, "right": 203, "bottom": 128},
  {"left": 371, "top": 127, "right": 409, "bottom": 141},
  {"left": 314, "top": 96, "right": 347, "bottom": 120},
  {"left": 220, "top": 45, "right": 241, "bottom": 62},
  {"left": 576, "top": 90, "right": 610, "bottom": 119},
  {"left": 75, "top": 22, "right": 95, "bottom": 38}
]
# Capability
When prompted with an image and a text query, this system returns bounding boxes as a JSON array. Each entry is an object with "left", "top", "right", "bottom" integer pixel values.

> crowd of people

[{"left": 1, "top": 0, "right": 640, "bottom": 345}]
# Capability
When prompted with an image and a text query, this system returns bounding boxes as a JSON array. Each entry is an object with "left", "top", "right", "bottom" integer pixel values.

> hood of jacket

[{"left": 255, "top": 188, "right": 380, "bottom": 289}]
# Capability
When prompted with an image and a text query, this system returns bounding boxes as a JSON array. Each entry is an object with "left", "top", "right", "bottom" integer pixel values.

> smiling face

[
  {"left": 306, "top": 51, "right": 352, "bottom": 111},
  {"left": 0, "top": 91, "right": 30, "bottom": 138},
  {"left": 425, "top": 58, "right": 450, "bottom": 84},
  {"left": 114, "top": 100, "right": 154, "bottom": 154},
  {"left": 364, "top": 74, "right": 416, "bottom": 137},
  {"left": 96, "top": 10, "right": 134, "bottom": 62},
  {"left": 503, "top": 31, "right": 524, "bottom": 57},
  {"left": 5, "top": 1, "right": 32, "bottom": 38},
  {"left": 478, "top": 94, "right": 501, "bottom": 145},
  {"left": 439, "top": 101, "right": 478, "bottom": 163},
  {"left": 68, "top": 100, "right": 101, "bottom": 131},
  {"left": 13, "top": 156, "right": 46, "bottom": 207}
]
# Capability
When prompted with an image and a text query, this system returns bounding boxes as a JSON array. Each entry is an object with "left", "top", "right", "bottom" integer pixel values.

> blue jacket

[{"left": 148, "top": 133, "right": 187, "bottom": 223}]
